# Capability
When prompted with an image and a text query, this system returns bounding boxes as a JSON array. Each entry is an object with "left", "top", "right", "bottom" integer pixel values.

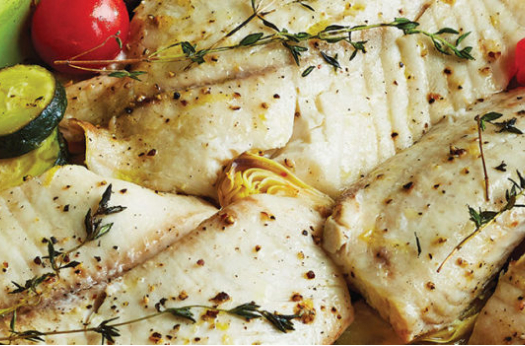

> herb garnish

[
  {"left": 54, "top": 1, "right": 474, "bottom": 78},
  {"left": 0, "top": 301, "right": 298, "bottom": 343},
  {"left": 475, "top": 112, "right": 523, "bottom": 201},
  {"left": 437, "top": 171, "right": 525, "bottom": 272},
  {"left": 1, "top": 185, "right": 126, "bottom": 318}
]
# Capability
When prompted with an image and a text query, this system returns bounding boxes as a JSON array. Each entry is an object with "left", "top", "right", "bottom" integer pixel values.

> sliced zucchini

[
  {"left": 0, "top": 64, "right": 66, "bottom": 158},
  {"left": 0, "top": 128, "right": 67, "bottom": 191}
]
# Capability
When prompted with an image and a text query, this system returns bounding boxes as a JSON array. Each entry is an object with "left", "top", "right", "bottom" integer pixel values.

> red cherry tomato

[
  {"left": 31, "top": 0, "right": 129, "bottom": 75},
  {"left": 515, "top": 38, "right": 525, "bottom": 86}
]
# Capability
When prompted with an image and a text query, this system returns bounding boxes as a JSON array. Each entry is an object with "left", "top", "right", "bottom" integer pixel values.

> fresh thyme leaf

[
  {"left": 94, "top": 318, "right": 120, "bottom": 344},
  {"left": 114, "top": 30, "right": 123, "bottom": 49},
  {"left": 164, "top": 307, "right": 196, "bottom": 323},
  {"left": 298, "top": 1, "right": 315, "bottom": 12},
  {"left": 282, "top": 42, "right": 307, "bottom": 66},
  {"left": 434, "top": 27, "right": 459, "bottom": 35},
  {"left": 259, "top": 17, "right": 280, "bottom": 32},
  {"left": 10, "top": 273, "right": 55, "bottom": 295},
  {"left": 321, "top": 52, "right": 341, "bottom": 69},
  {"left": 518, "top": 170, "right": 525, "bottom": 188},
  {"left": 414, "top": 232, "right": 422, "bottom": 257},
  {"left": 240, "top": 33, "right": 264, "bottom": 46},
  {"left": 59, "top": 261, "right": 81, "bottom": 270},
  {"left": 492, "top": 118, "right": 523, "bottom": 134},
  {"left": 15, "top": 330, "right": 45, "bottom": 343},
  {"left": 96, "top": 223, "right": 114, "bottom": 240},
  {"left": 479, "top": 112, "right": 503, "bottom": 130},
  {"left": 10, "top": 310, "right": 16, "bottom": 332},
  {"left": 181, "top": 41, "right": 196, "bottom": 55},
  {"left": 228, "top": 302, "right": 262, "bottom": 320},
  {"left": 392, "top": 17, "right": 420, "bottom": 34},
  {"left": 107, "top": 71, "right": 147, "bottom": 81},
  {"left": 455, "top": 32, "right": 471, "bottom": 46},
  {"left": 302, "top": 65, "right": 315, "bottom": 77},
  {"left": 260, "top": 311, "right": 296, "bottom": 333}
]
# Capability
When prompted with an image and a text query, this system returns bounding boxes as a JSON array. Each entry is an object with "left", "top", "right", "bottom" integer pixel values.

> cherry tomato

[
  {"left": 31, "top": 0, "right": 130, "bottom": 75},
  {"left": 515, "top": 38, "right": 525, "bottom": 86}
]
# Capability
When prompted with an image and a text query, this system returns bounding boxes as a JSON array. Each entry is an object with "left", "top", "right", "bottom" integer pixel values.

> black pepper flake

[
  {"left": 94, "top": 256, "right": 102, "bottom": 262},
  {"left": 34, "top": 256, "right": 42, "bottom": 265},
  {"left": 402, "top": 182, "right": 414, "bottom": 190},
  {"left": 449, "top": 146, "right": 467, "bottom": 157},
  {"left": 210, "top": 291, "right": 230, "bottom": 304},
  {"left": 63, "top": 205, "right": 70, "bottom": 212},
  {"left": 125, "top": 107, "right": 133, "bottom": 114},
  {"left": 196, "top": 259, "right": 205, "bottom": 266},
  {"left": 495, "top": 161, "right": 507, "bottom": 172},
  {"left": 147, "top": 149, "right": 157, "bottom": 157},
  {"left": 173, "top": 92, "right": 181, "bottom": 100},
  {"left": 302, "top": 230, "right": 308, "bottom": 236},
  {"left": 306, "top": 270, "right": 316, "bottom": 279},
  {"left": 391, "top": 132, "right": 399, "bottom": 138}
]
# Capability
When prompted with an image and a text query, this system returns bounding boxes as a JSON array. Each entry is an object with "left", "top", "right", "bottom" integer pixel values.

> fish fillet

[
  {"left": 324, "top": 88, "right": 525, "bottom": 341},
  {"left": 1, "top": 194, "right": 352, "bottom": 344},
  {"left": 469, "top": 254, "right": 525, "bottom": 344},
  {"left": 0, "top": 165, "right": 217, "bottom": 312},
  {"left": 64, "top": 0, "right": 524, "bottom": 198}
]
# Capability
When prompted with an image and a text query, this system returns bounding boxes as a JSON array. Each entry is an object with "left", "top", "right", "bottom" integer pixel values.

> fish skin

[
  {"left": 63, "top": 0, "right": 524, "bottom": 199},
  {"left": 2, "top": 194, "right": 352, "bottom": 345},
  {"left": 469, "top": 254, "right": 525, "bottom": 344},
  {"left": 323, "top": 88, "right": 525, "bottom": 342},
  {"left": 0, "top": 165, "right": 217, "bottom": 312}
]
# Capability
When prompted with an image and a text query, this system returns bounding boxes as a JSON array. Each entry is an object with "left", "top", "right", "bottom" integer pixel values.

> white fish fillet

[
  {"left": 79, "top": 70, "right": 297, "bottom": 198},
  {"left": 64, "top": 0, "right": 525, "bottom": 198},
  {"left": 0, "top": 165, "right": 217, "bottom": 311},
  {"left": 469, "top": 254, "right": 525, "bottom": 344},
  {"left": 272, "top": 0, "right": 525, "bottom": 196},
  {"left": 64, "top": 0, "right": 432, "bottom": 125},
  {"left": 324, "top": 88, "right": 525, "bottom": 341},
  {"left": 2, "top": 194, "right": 352, "bottom": 344}
]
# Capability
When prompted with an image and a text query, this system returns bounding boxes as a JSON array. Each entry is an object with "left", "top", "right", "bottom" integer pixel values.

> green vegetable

[
  {"left": 0, "top": 0, "right": 33, "bottom": 68},
  {"left": 0, "top": 65, "right": 67, "bottom": 158},
  {"left": 0, "top": 128, "right": 67, "bottom": 191}
]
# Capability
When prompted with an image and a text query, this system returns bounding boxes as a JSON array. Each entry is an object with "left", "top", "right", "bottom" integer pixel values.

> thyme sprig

[
  {"left": 0, "top": 302, "right": 298, "bottom": 343},
  {"left": 54, "top": 1, "right": 474, "bottom": 79},
  {"left": 2, "top": 185, "right": 126, "bottom": 317},
  {"left": 475, "top": 112, "right": 524, "bottom": 201},
  {"left": 437, "top": 171, "right": 525, "bottom": 272}
]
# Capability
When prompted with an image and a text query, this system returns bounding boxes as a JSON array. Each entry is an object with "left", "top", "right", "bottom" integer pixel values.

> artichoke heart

[{"left": 216, "top": 151, "right": 333, "bottom": 211}]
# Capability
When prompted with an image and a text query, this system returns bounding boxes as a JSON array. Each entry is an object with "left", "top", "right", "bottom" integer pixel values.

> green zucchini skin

[{"left": 0, "top": 75, "right": 67, "bottom": 159}]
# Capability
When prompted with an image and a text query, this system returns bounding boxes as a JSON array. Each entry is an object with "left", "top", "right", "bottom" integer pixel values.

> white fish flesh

[
  {"left": 1, "top": 194, "right": 352, "bottom": 344},
  {"left": 469, "top": 253, "right": 525, "bottom": 344},
  {"left": 0, "top": 165, "right": 217, "bottom": 312},
  {"left": 324, "top": 88, "right": 525, "bottom": 341}
]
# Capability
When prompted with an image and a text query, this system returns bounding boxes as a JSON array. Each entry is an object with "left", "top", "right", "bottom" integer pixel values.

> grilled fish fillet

[
  {"left": 0, "top": 165, "right": 217, "bottom": 312},
  {"left": 2, "top": 194, "right": 352, "bottom": 344},
  {"left": 324, "top": 88, "right": 525, "bottom": 342},
  {"left": 64, "top": 0, "right": 524, "bottom": 198},
  {"left": 469, "top": 254, "right": 525, "bottom": 344},
  {"left": 272, "top": 0, "right": 525, "bottom": 196}
]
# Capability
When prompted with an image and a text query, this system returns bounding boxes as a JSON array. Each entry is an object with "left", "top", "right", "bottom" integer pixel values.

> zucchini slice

[
  {"left": 0, "top": 64, "right": 67, "bottom": 158},
  {"left": 0, "top": 128, "right": 67, "bottom": 191}
]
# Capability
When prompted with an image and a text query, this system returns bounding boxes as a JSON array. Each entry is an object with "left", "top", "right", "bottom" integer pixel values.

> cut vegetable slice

[
  {"left": 0, "top": 64, "right": 66, "bottom": 158},
  {"left": 0, "top": 128, "right": 66, "bottom": 191}
]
